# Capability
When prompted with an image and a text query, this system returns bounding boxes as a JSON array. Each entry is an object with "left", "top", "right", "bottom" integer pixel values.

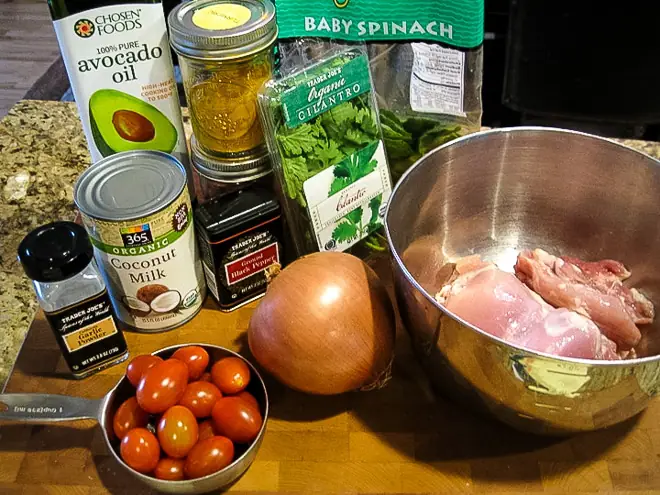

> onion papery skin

[{"left": 247, "top": 252, "right": 396, "bottom": 395}]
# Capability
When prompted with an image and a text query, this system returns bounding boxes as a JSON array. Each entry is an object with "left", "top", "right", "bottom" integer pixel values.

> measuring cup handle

[{"left": 0, "top": 394, "right": 102, "bottom": 422}]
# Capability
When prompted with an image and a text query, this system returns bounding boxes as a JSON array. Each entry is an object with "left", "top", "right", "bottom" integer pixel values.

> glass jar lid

[
  {"left": 191, "top": 135, "right": 272, "bottom": 183},
  {"left": 168, "top": 0, "right": 277, "bottom": 60}
]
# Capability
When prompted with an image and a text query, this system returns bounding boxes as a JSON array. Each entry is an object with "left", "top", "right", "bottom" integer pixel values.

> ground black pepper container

[
  {"left": 17, "top": 221, "right": 129, "bottom": 378},
  {"left": 194, "top": 187, "right": 285, "bottom": 311}
]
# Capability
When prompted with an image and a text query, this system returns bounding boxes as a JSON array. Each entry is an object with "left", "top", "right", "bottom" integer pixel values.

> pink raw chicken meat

[
  {"left": 514, "top": 249, "right": 654, "bottom": 350},
  {"left": 436, "top": 258, "right": 620, "bottom": 360}
]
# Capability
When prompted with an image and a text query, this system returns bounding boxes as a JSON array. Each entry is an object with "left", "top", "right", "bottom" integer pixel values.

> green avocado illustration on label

[{"left": 89, "top": 89, "right": 178, "bottom": 157}]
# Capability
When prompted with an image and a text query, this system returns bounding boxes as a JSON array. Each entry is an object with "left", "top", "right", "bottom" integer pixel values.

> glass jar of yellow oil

[{"left": 168, "top": 0, "right": 276, "bottom": 159}]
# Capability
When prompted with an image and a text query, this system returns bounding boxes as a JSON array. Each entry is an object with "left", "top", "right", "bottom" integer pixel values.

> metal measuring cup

[{"left": 0, "top": 343, "right": 269, "bottom": 494}]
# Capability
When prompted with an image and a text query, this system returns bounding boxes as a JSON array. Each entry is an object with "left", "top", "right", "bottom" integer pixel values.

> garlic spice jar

[
  {"left": 74, "top": 150, "right": 206, "bottom": 332},
  {"left": 168, "top": 0, "right": 277, "bottom": 159}
]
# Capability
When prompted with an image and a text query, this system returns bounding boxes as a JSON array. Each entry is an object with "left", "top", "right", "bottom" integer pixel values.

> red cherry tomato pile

[{"left": 112, "top": 346, "right": 263, "bottom": 481}]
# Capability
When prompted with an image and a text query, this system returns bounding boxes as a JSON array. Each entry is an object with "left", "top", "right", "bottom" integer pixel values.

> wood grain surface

[{"left": 2, "top": 261, "right": 660, "bottom": 494}]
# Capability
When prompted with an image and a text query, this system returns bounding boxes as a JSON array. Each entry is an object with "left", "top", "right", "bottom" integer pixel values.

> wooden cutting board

[{"left": 2, "top": 260, "right": 660, "bottom": 494}]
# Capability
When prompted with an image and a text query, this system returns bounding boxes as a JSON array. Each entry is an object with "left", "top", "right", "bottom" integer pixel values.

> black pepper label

[
  {"left": 44, "top": 291, "right": 128, "bottom": 375},
  {"left": 225, "top": 242, "right": 279, "bottom": 285},
  {"left": 200, "top": 228, "right": 281, "bottom": 310}
]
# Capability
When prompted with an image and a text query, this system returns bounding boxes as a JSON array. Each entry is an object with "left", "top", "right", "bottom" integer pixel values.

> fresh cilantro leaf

[
  {"left": 276, "top": 123, "right": 318, "bottom": 156},
  {"left": 345, "top": 127, "right": 371, "bottom": 146},
  {"left": 346, "top": 206, "right": 363, "bottom": 226},
  {"left": 340, "top": 143, "right": 358, "bottom": 156},
  {"left": 315, "top": 139, "right": 342, "bottom": 168},
  {"left": 313, "top": 120, "right": 328, "bottom": 141},
  {"left": 355, "top": 108, "right": 378, "bottom": 137},
  {"left": 323, "top": 102, "right": 356, "bottom": 126},
  {"left": 368, "top": 194, "right": 382, "bottom": 225},
  {"left": 281, "top": 155, "right": 308, "bottom": 202},
  {"left": 332, "top": 221, "right": 358, "bottom": 243},
  {"left": 306, "top": 156, "right": 323, "bottom": 175},
  {"left": 329, "top": 176, "right": 350, "bottom": 195},
  {"left": 321, "top": 119, "right": 344, "bottom": 143}
]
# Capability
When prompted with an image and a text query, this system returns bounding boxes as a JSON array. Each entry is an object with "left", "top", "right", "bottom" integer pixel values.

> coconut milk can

[{"left": 74, "top": 150, "right": 206, "bottom": 332}]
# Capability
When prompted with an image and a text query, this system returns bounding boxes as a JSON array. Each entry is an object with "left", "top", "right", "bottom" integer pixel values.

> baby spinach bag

[{"left": 275, "top": 0, "right": 485, "bottom": 182}]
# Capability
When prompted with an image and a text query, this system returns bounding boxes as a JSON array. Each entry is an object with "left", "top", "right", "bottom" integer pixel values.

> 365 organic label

[{"left": 81, "top": 189, "right": 205, "bottom": 332}]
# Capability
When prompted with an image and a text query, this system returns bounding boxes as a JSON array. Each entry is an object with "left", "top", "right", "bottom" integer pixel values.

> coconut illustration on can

[{"left": 74, "top": 150, "right": 206, "bottom": 332}]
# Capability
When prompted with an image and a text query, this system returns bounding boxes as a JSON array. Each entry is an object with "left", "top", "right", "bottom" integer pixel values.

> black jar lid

[
  {"left": 195, "top": 187, "right": 280, "bottom": 241},
  {"left": 18, "top": 221, "right": 94, "bottom": 283}
]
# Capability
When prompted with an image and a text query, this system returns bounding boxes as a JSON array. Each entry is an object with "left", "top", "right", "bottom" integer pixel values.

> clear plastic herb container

[{"left": 257, "top": 46, "right": 394, "bottom": 258}]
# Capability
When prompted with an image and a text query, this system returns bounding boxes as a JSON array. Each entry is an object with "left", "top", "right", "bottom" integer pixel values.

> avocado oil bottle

[{"left": 47, "top": 0, "right": 191, "bottom": 180}]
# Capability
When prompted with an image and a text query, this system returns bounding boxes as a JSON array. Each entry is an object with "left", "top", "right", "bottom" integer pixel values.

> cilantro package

[
  {"left": 257, "top": 47, "right": 393, "bottom": 257},
  {"left": 275, "top": 0, "right": 484, "bottom": 182}
]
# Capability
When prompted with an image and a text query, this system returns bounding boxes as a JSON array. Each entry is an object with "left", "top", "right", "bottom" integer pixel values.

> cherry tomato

[
  {"left": 183, "top": 436, "right": 234, "bottom": 479},
  {"left": 233, "top": 390, "right": 259, "bottom": 412},
  {"left": 137, "top": 358, "right": 189, "bottom": 414},
  {"left": 199, "top": 372, "right": 212, "bottom": 383},
  {"left": 120, "top": 427, "right": 160, "bottom": 474},
  {"left": 198, "top": 419, "right": 218, "bottom": 441},
  {"left": 157, "top": 405, "right": 199, "bottom": 458},
  {"left": 178, "top": 381, "right": 222, "bottom": 418},
  {"left": 126, "top": 355, "right": 163, "bottom": 388},
  {"left": 112, "top": 396, "right": 149, "bottom": 440},
  {"left": 172, "top": 346, "right": 210, "bottom": 380},
  {"left": 154, "top": 457, "right": 185, "bottom": 481},
  {"left": 211, "top": 357, "right": 251, "bottom": 394},
  {"left": 211, "top": 397, "right": 262, "bottom": 444}
]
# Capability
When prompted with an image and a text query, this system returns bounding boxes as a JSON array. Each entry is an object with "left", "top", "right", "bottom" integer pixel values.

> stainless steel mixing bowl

[{"left": 385, "top": 126, "right": 660, "bottom": 435}]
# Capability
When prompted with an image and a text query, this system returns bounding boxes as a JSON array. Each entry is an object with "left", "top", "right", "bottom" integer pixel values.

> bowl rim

[
  {"left": 102, "top": 342, "right": 269, "bottom": 486},
  {"left": 385, "top": 125, "right": 660, "bottom": 367}
]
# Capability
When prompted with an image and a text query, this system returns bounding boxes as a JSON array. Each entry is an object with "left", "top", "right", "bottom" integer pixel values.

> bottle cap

[{"left": 18, "top": 221, "right": 94, "bottom": 283}]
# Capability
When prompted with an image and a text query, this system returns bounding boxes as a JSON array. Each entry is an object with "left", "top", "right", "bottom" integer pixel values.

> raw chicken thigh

[
  {"left": 436, "top": 259, "right": 620, "bottom": 360},
  {"left": 515, "top": 249, "right": 654, "bottom": 350}
]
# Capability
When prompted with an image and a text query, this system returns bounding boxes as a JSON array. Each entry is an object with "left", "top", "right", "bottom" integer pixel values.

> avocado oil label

[
  {"left": 51, "top": 4, "right": 187, "bottom": 165},
  {"left": 80, "top": 188, "right": 206, "bottom": 332},
  {"left": 43, "top": 290, "right": 128, "bottom": 376}
]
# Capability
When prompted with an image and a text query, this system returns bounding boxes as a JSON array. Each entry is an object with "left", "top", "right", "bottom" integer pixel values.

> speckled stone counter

[
  {"left": 0, "top": 101, "right": 90, "bottom": 389},
  {"left": 1, "top": 100, "right": 660, "bottom": 390}
]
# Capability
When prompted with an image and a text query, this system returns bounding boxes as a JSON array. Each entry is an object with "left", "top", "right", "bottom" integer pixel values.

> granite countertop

[{"left": 1, "top": 100, "right": 660, "bottom": 390}]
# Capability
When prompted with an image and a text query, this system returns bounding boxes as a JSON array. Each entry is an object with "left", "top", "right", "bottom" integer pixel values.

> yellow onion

[{"left": 247, "top": 252, "right": 395, "bottom": 395}]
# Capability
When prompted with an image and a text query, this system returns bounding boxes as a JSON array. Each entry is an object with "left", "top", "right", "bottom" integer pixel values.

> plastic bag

[{"left": 274, "top": 0, "right": 484, "bottom": 182}]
